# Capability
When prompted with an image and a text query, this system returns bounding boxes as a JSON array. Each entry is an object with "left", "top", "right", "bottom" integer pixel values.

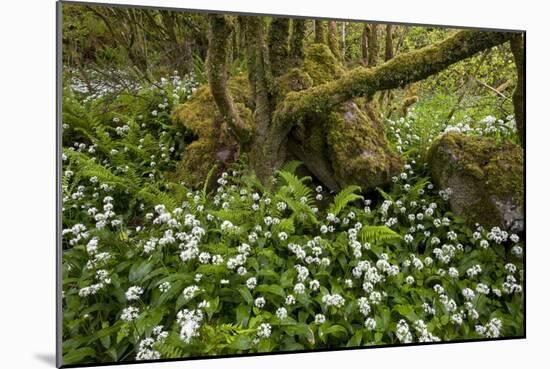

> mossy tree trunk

[
  {"left": 361, "top": 24, "right": 369, "bottom": 65},
  {"left": 366, "top": 24, "right": 380, "bottom": 67},
  {"left": 384, "top": 24, "right": 394, "bottom": 61},
  {"left": 206, "top": 15, "right": 252, "bottom": 144},
  {"left": 290, "top": 19, "right": 306, "bottom": 66},
  {"left": 314, "top": 20, "right": 327, "bottom": 44},
  {"left": 328, "top": 21, "right": 342, "bottom": 60},
  {"left": 204, "top": 20, "right": 516, "bottom": 186},
  {"left": 268, "top": 17, "right": 290, "bottom": 78},
  {"left": 510, "top": 33, "right": 525, "bottom": 147}
]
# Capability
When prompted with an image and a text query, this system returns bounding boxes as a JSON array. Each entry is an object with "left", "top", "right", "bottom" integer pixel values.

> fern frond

[
  {"left": 376, "top": 187, "right": 394, "bottom": 202},
  {"left": 360, "top": 226, "right": 401, "bottom": 245},
  {"left": 155, "top": 341, "right": 185, "bottom": 359},
  {"left": 328, "top": 185, "right": 363, "bottom": 216},
  {"left": 136, "top": 184, "right": 178, "bottom": 210},
  {"left": 280, "top": 161, "right": 303, "bottom": 174},
  {"left": 64, "top": 149, "right": 132, "bottom": 190},
  {"left": 277, "top": 171, "right": 313, "bottom": 203}
]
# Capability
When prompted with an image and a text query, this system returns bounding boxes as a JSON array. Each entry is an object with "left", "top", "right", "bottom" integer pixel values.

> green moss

[
  {"left": 274, "top": 68, "right": 313, "bottom": 101},
  {"left": 326, "top": 101, "right": 403, "bottom": 189},
  {"left": 303, "top": 44, "right": 345, "bottom": 85},
  {"left": 428, "top": 131, "right": 524, "bottom": 229},
  {"left": 170, "top": 74, "right": 252, "bottom": 187}
]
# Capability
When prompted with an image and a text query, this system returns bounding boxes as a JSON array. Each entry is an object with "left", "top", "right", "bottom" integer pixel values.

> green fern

[
  {"left": 280, "top": 160, "right": 303, "bottom": 174},
  {"left": 360, "top": 225, "right": 401, "bottom": 245},
  {"left": 155, "top": 341, "right": 185, "bottom": 359},
  {"left": 64, "top": 149, "right": 132, "bottom": 190},
  {"left": 376, "top": 187, "right": 395, "bottom": 202},
  {"left": 328, "top": 185, "right": 363, "bottom": 216},
  {"left": 277, "top": 171, "right": 313, "bottom": 203},
  {"left": 136, "top": 184, "right": 178, "bottom": 211}
]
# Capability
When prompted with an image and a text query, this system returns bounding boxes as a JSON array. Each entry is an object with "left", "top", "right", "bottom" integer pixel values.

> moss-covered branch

[
  {"left": 273, "top": 30, "right": 516, "bottom": 131},
  {"left": 206, "top": 15, "right": 251, "bottom": 143}
]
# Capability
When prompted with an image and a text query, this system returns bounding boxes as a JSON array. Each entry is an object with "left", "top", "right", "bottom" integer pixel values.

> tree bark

[
  {"left": 361, "top": 24, "right": 369, "bottom": 65},
  {"left": 328, "top": 20, "right": 342, "bottom": 60},
  {"left": 510, "top": 33, "right": 525, "bottom": 147},
  {"left": 290, "top": 19, "right": 306, "bottom": 66},
  {"left": 245, "top": 17, "right": 287, "bottom": 183},
  {"left": 206, "top": 15, "right": 251, "bottom": 143},
  {"left": 314, "top": 20, "right": 327, "bottom": 44},
  {"left": 384, "top": 24, "right": 394, "bottom": 61},
  {"left": 366, "top": 24, "right": 379, "bottom": 67},
  {"left": 268, "top": 17, "right": 290, "bottom": 78}
]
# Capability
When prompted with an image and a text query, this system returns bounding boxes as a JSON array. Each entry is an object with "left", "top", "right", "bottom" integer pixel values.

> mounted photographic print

[{"left": 57, "top": 0, "right": 525, "bottom": 366}]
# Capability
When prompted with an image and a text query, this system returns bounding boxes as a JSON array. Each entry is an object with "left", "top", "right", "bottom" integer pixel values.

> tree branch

[{"left": 273, "top": 30, "right": 515, "bottom": 131}]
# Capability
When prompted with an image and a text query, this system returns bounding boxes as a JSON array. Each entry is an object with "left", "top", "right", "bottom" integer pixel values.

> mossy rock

[
  {"left": 326, "top": 100, "right": 403, "bottom": 190},
  {"left": 428, "top": 132, "right": 524, "bottom": 232},
  {"left": 170, "top": 75, "right": 252, "bottom": 187},
  {"left": 303, "top": 44, "right": 345, "bottom": 85}
]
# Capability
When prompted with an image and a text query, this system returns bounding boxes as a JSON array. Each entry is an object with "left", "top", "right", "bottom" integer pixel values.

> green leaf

[
  {"left": 393, "top": 305, "right": 419, "bottom": 322},
  {"left": 236, "top": 285, "right": 253, "bottom": 305},
  {"left": 229, "top": 335, "right": 252, "bottom": 351},
  {"left": 236, "top": 304, "right": 251, "bottom": 328},
  {"left": 255, "top": 284, "right": 286, "bottom": 298},
  {"left": 258, "top": 339, "right": 272, "bottom": 352},
  {"left": 346, "top": 330, "right": 362, "bottom": 347},
  {"left": 323, "top": 324, "right": 348, "bottom": 340},
  {"left": 286, "top": 323, "right": 315, "bottom": 345},
  {"left": 129, "top": 260, "right": 154, "bottom": 284},
  {"left": 63, "top": 347, "right": 96, "bottom": 365}
]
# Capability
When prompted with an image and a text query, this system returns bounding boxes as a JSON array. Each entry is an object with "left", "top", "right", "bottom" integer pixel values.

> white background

[{"left": 0, "top": 0, "right": 548, "bottom": 367}]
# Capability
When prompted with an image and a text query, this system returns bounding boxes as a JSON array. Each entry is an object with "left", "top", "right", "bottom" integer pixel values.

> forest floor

[{"left": 60, "top": 71, "right": 524, "bottom": 364}]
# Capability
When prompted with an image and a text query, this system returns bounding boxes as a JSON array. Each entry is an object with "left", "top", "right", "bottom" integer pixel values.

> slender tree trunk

[
  {"left": 206, "top": 15, "right": 251, "bottom": 144},
  {"left": 384, "top": 24, "right": 394, "bottom": 61},
  {"left": 314, "top": 20, "right": 327, "bottom": 44},
  {"left": 510, "top": 34, "right": 525, "bottom": 147},
  {"left": 268, "top": 17, "right": 290, "bottom": 78},
  {"left": 239, "top": 17, "right": 257, "bottom": 107},
  {"left": 246, "top": 18, "right": 287, "bottom": 183},
  {"left": 328, "top": 20, "right": 342, "bottom": 60},
  {"left": 342, "top": 22, "right": 346, "bottom": 60},
  {"left": 361, "top": 24, "right": 369, "bottom": 65},
  {"left": 366, "top": 24, "right": 379, "bottom": 67},
  {"left": 290, "top": 19, "right": 306, "bottom": 66}
]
